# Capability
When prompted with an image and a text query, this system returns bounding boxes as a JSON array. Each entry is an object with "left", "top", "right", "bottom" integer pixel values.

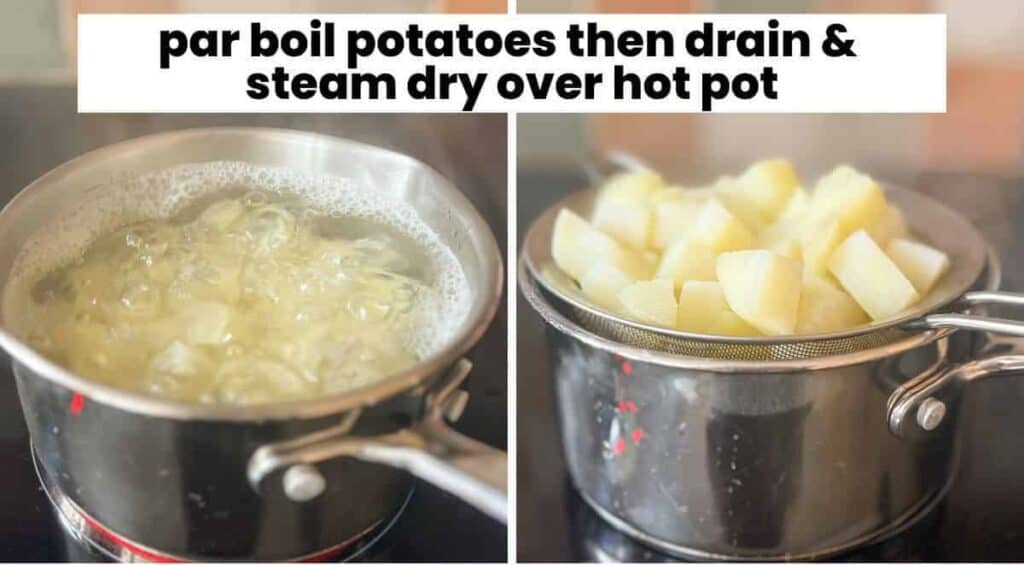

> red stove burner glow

[{"left": 33, "top": 447, "right": 408, "bottom": 562}]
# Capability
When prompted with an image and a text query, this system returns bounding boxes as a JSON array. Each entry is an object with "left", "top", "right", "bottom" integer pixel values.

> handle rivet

[
  {"left": 283, "top": 464, "right": 326, "bottom": 502},
  {"left": 917, "top": 398, "right": 946, "bottom": 431}
]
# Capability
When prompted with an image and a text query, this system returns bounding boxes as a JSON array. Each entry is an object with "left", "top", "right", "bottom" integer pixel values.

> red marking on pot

[
  {"left": 613, "top": 437, "right": 626, "bottom": 455},
  {"left": 79, "top": 511, "right": 178, "bottom": 563},
  {"left": 69, "top": 392, "right": 85, "bottom": 415},
  {"left": 631, "top": 428, "right": 646, "bottom": 444},
  {"left": 621, "top": 361, "right": 633, "bottom": 376},
  {"left": 77, "top": 503, "right": 357, "bottom": 562}
]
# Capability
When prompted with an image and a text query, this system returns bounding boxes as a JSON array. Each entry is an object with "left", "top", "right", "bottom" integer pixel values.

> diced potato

[
  {"left": 593, "top": 202, "right": 652, "bottom": 250},
  {"left": 801, "top": 218, "right": 846, "bottom": 277},
  {"left": 618, "top": 279, "right": 677, "bottom": 327},
  {"left": 592, "top": 171, "right": 663, "bottom": 248},
  {"left": 736, "top": 159, "right": 802, "bottom": 221},
  {"left": 760, "top": 224, "right": 797, "bottom": 259},
  {"left": 198, "top": 199, "right": 245, "bottom": 231},
  {"left": 652, "top": 199, "right": 704, "bottom": 249},
  {"left": 580, "top": 261, "right": 635, "bottom": 310},
  {"left": 715, "top": 179, "right": 770, "bottom": 230},
  {"left": 808, "top": 166, "right": 888, "bottom": 233},
  {"left": 655, "top": 237, "right": 717, "bottom": 290},
  {"left": 886, "top": 238, "right": 950, "bottom": 294},
  {"left": 796, "top": 276, "right": 869, "bottom": 333},
  {"left": 178, "top": 300, "right": 231, "bottom": 345},
  {"left": 675, "top": 280, "right": 728, "bottom": 332},
  {"left": 708, "top": 311, "right": 762, "bottom": 337},
  {"left": 828, "top": 230, "right": 919, "bottom": 320},
  {"left": 716, "top": 250, "right": 802, "bottom": 335},
  {"left": 551, "top": 209, "right": 631, "bottom": 281},
  {"left": 691, "top": 199, "right": 756, "bottom": 252},
  {"left": 775, "top": 188, "right": 810, "bottom": 226},
  {"left": 600, "top": 170, "right": 664, "bottom": 201},
  {"left": 866, "top": 205, "right": 908, "bottom": 247},
  {"left": 652, "top": 183, "right": 718, "bottom": 202}
]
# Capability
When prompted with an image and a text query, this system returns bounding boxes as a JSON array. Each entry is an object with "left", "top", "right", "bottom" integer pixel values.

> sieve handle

[
  {"left": 909, "top": 290, "right": 1024, "bottom": 337},
  {"left": 911, "top": 313, "right": 1024, "bottom": 337},
  {"left": 581, "top": 150, "right": 654, "bottom": 184},
  {"left": 960, "top": 290, "right": 1024, "bottom": 308},
  {"left": 247, "top": 359, "right": 508, "bottom": 522}
]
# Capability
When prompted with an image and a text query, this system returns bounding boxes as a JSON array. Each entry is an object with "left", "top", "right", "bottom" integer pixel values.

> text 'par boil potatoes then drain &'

[
  {"left": 551, "top": 159, "right": 951, "bottom": 337},
  {"left": 5, "top": 162, "right": 471, "bottom": 405}
]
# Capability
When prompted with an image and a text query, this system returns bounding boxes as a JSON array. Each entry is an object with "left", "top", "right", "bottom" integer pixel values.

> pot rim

[
  {"left": 518, "top": 253, "right": 1002, "bottom": 373},
  {"left": 0, "top": 127, "right": 504, "bottom": 421}
]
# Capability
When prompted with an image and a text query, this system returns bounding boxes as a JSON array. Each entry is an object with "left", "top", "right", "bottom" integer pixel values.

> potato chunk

[
  {"left": 592, "top": 171, "right": 663, "bottom": 248},
  {"left": 886, "top": 238, "right": 949, "bottom": 294},
  {"left": 676, "top": 280, "right": 728, "bottom": 332},
  {"left": 708, "top": 311, "right": 762, "bottom": 337},
  {"left": 691, "top": 199, "right": 756, "bottom": 252},
  {"left": 865, "top": 205, "right": 908, "bottom": 247},
  {"left": 796, "top": 276, "right": 869, "bottom": 334},
  {"left": 716, "top": 250, "right": 802, "bottom": 335},
  {"left": 775, "top": 188, "right": 810, "bottom": 226},
  {"left": 800, "top": 218, "right": 846, "bottom": 277},
  {"left": 715, "top": 178, "right": 770, "bottom": 230},
  {"left": 808, "top": 166, "right": 888, "bottom": 233},
  {"left": 652, "top": 199, "right": 704, "bottom": 250},
  {"left": 676, "top": 281, "right": 762, "bottom": 336},
  {"left": 736, "top": 159, "right": 802, "bottom": 221},
  {"left": 580, "top": 261, "right": 634, "bottom": 310},
  {"left": 618, "top": 279, "right": 677, "bottom": 327},
  {"left": 655, "top": 237, "right": 717, "bottom": 290},
  {"left": 551, "top": 209, "right": 632, "bottom": 281},
  {"left": 828, "top": 230, "right": 919, "bottom": 320}
]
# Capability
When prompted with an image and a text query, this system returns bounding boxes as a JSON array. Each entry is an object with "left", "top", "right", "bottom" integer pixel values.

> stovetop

[
  {"left": 516, "top": 167, "right": 1024, "bottom": 562},
  {"left": 0, "top": 87, "right": 507, "bottom": 562}
]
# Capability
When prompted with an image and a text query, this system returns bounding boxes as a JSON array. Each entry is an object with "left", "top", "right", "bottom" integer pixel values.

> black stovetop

[
  {"left": 0, "top": 87, "right": 507, "bottom": 562},
  {"left": 516, "top": 166, "right": 1024, "bottom": 562}
]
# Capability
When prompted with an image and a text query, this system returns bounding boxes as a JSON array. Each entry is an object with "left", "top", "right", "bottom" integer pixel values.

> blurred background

[{"left": 518, "top": 0, "right": 1024, "bottom": 179}]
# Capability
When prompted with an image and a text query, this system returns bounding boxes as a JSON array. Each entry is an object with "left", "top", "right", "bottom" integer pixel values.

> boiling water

[{"left": 6, "top": 162, "right": 470, "bottom": 405}]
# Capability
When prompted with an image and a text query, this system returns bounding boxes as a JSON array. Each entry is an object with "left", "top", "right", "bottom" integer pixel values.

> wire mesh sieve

[{"left": 523, "top": 184, "right": 995, "bottom": 362}]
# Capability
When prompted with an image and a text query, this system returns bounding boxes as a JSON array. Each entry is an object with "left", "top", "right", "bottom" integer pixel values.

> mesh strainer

[{"left": 522, "top": 183, "right": 1024, "bottom": 361}]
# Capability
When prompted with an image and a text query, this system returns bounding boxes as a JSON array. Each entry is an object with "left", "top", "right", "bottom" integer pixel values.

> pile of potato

[{"left": 550, "top": 160, "right": 950, "bottom": 336}]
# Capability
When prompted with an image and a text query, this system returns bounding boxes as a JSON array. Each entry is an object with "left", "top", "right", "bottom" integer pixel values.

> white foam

[{"left": 8, "top": 161, "right": 471, "bottom": 358}]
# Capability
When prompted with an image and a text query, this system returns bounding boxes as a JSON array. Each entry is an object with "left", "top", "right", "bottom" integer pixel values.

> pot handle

[
  {"left": 907, "top": 291, "right": 1024, "bottom": 337},
  {"left": 887, "top": 344, "right": 1024, "bottom": 437},
  {"left": 247, "top": 359, "right": 508, "bottom": 523}
]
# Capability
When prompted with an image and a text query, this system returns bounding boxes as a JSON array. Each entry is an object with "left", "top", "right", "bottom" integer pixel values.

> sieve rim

[
  {"left": 518, "top": 254, "right": 983, "bottom": 373},
  {"left": 523, "top": 182, "right": 988, "bottom": 348}
]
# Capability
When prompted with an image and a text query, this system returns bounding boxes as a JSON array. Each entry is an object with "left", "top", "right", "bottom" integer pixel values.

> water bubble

[
  {"left": 119, "top": 281, "right": 160, "bottom": 316},
  {"left": 346, "top": 294, "right": 392, "bottom": 323},
  {"left": 246, "top": 205, "right": 295, "bottom": 253},
  {"left": 242, "top": 191, "right": 268, "bottom": 208}
]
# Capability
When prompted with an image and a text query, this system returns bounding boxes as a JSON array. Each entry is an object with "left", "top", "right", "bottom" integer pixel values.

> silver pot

[
  {"left": 0, "top": 128, "right": 506, "bottom": 560},
  {"left": 519, "top": 184, "right": 1024, "bottom": 559}
]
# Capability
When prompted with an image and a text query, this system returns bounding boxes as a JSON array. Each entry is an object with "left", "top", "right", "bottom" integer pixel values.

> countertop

[
  {"left": 0, "top": 86, "right": 507, "bottom": 562},
  {"left": 517, "top": 165, "right": 1024, "bottom": 562}
]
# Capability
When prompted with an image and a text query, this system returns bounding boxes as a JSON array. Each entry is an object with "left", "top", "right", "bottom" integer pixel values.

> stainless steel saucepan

[
  {"left": 0, "top": 128, "right": 506, "bottom": 561},
  {"left": 520, "top": 178, "right": 1024, "bottom": 560}
]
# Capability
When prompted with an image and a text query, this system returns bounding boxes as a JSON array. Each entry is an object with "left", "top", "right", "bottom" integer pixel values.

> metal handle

[
  {"left": 247, "top": 359, "right": 508, "bottom": 523},
  {"left": 908, "top": 291, "right": 1024, "bottom": 337},
  {"left": 581, "top": 149, "right": 653, "bottom": 185},
  {"left": 888, "top": 346, "right": 1024, "bottom": 437}
]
